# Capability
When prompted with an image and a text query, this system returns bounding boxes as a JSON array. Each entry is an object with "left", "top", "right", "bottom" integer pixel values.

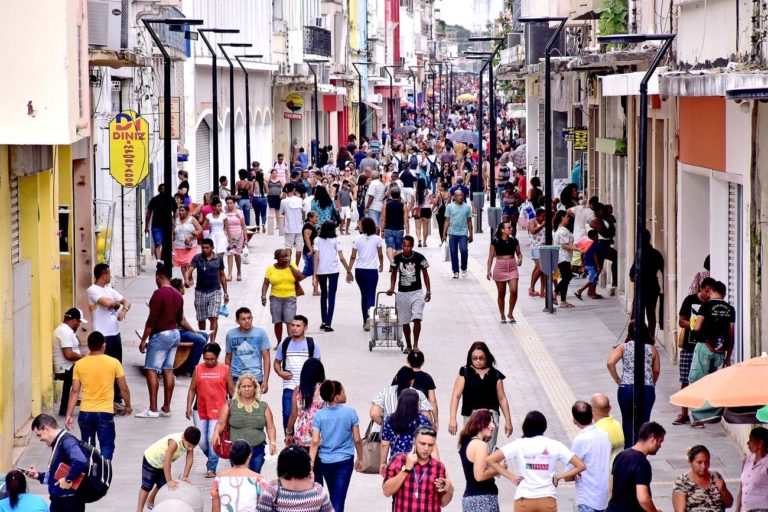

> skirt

[
  {"left": 173, "top": 247, "right": 198, "bottom": 267},
  {"left": 462, "top": 494, "right": 500, "bottom": 512},
  {"left": 227, "top": 231, "right": 245, "bottom": 256},
  {"left": 493, "top": 258, "right": 519, "bottom": 281}
]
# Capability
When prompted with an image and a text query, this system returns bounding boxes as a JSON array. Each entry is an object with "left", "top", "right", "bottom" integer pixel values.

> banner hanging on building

[{"left": 109, "top": 110, "right": 150, "bottom": 187}]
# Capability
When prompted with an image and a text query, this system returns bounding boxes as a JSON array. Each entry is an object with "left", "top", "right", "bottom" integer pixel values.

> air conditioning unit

[
  {"left": 88, "top": 0, "right": 122, "bottom": 50},
  {"left": 507, "top": 32, "right": 522, "bottom": 47}
]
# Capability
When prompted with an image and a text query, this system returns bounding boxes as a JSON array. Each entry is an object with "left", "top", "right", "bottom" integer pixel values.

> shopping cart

[{"left": 369, "top": 292, "right": 404, "bottom": 352}]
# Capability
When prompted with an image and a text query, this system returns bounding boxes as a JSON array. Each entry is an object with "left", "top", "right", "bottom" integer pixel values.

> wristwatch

[{"left": 401, "top": 466, "right": 412, "bottom": 473}]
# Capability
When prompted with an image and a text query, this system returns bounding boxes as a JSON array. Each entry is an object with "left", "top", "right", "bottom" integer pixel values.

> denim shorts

[
  {"left": 383, "top": 229, "right": 404, "bottom": 250},
  {"left": 302, "top": 251, "right": 314, "bottom": 277},
  {"left": 531, "top": 247, "right": 540, "bottom": 260},
  {"left": 141, "top": 457, "right": 167, "bottom": 491},
  {"left": 585, "top": 265, "right": 599, "bottom": 284},
  {"left": 151, "top": 227, "right": 164, "bottom": 246},
  {"left": 144, "top": 329, "right": 180, "bottom": 371}
]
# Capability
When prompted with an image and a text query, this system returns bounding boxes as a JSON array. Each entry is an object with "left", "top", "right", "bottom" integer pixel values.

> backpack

[
  {"left": 61, "top": 434, "right": 113, "bottom": 503},
  {"left": 394, "top": 155, "right": 406, "bottom": 173},
  {"left": 280, "top": 337, "right": 316, "bottom": 371},
  {"left": 426, "top": 156, "right": 437, "bottom": 178},
  {"left": 408, "top": 154, "right": 419, "bottom": 170}
]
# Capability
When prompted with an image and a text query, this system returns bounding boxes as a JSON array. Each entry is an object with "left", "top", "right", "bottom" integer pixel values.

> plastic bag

[
  {"left": 242, "top": 245, "right": 250, "bottom": 264},
  {"left": 219, "top": 303, "right": 230, "bottom": 317}
]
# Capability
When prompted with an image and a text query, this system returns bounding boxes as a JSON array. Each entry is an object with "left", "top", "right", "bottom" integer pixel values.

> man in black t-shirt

[
  {"left": 145, "top": 184, "right": 178, "bottom": 261},
  {"left": 387, "top": 236, "right": 431, "bottom": 352},
  {"left": 690, "top": 280, "right": 735, "bottom": 426},
  {"left": 673, "top": 277, "right": 716, "bottom": 425},
  {"left": 607, "top": 422, "right": 665, "bottom": 512}
]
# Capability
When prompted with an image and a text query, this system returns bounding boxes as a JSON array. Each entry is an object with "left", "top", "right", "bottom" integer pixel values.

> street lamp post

[
  {"left": 305, "top": 60, "right": 329, "bottom": 165},
  {"left": 468, "top": 37, "right": 505, "bottom": 209},
  {"left": 519, "top": 17, "right": 568, "bottom": 314},
  {"left": 467, "top": 55, "right": 490, "bottom": 234},
  {"left": 408, "top": 65, "right": 426, "bottom": 127},
  {"left": 429, "top": 64, "right": 438, "bottom": 127},
  {"left": 142, "top": 17, "right": 203, "bottom": 272},
  {"left": 198, "top": 28, "right": 239, "bottom": 196},
  {"left": 219, "top": 42, "right": 252, "bottom": 185},
  {"left": 383, "top": 65, "right": 400, "bottom": 130},
  {"left": 235, "top": 54, "right": 264, "bottom": 175},
  {"left": 598, "top": 33, "right": 675, "bottom": 444},
  {"left": 351, "top": 61, "right": 368, "bottom": 140}
]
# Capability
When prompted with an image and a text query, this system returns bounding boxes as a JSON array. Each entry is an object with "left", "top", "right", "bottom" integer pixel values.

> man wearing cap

[
  {"left": 52, "top": 308, "right": 86, "bottom": 416},
  {"left": 87, "top": 263, "right": 132, "bottom": 412}
]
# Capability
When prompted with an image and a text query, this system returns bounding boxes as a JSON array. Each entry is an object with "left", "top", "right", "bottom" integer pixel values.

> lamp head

[
  {"left": 220, "top": 42, "right": 252, "bottom": 48},
  {"left": 597, "top": 33, "right": 674, "bottom": 44},
  {"left": 518, "top": 16, "right": 568, "bottom": 24},
  {"left": 199, "top": 28, "right": 240, "bottom": 34},
  {"left": 148, "top": 17, "right": 204, "bottom": 25}
]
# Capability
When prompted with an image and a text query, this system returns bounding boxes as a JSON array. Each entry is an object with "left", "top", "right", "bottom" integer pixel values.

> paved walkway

[{"left": 18, "top": 212, "right": 744, "bottom": 511}]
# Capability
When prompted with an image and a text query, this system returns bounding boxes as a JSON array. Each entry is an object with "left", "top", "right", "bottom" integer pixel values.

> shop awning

[
  {"left": 600, "top": 67, "right": 667, "bottom": 97},
  {"left": 362, "top": 100, "right": 382, "bottom": 111}
]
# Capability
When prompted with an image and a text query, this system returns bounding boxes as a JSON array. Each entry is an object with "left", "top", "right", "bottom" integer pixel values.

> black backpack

[
  {"left": 394, "top": 156, "right": 406, "bottom": 173},
  {"left": 280, "top": 337, "right": 316, "bottom": 371},
  {"left": 64, "top": 434, "right": 113, "bottom": 503},
  {"left": 408, "top": 154, "right": 419, "bottom": 170}
]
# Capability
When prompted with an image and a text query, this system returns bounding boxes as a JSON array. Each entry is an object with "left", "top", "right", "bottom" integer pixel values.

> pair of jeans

[
  {"left": 238, "top": 198, "right": 251, "bottom": 225},
  {"left": 355, "top": 268, "right": 379, "bottom": 322},
  {"left": 50, "top": 495, "right": 85, "bottom": 512},
  {"left": 252, "top": 197, "right": 268, "bottom": 226},
  {"left": 366, "top": 209, "right": 382, "bottom": 227},
  {"left": 78, "top": 411, "right": 116, "bottom": 460},
  {"left": 318, "top": 273, "right": 339, "bottom": 326},
  {"left": 315, "top": 456, "right": 354, "bottom": 512},
  {"left": 555, "top": 261, "right": 573, "bottom": 301},
  {"left": 193, "top": 413, "right": 219, "bottom": 472},
  {"left": 449, "top": 234, "right": 469, "bottom": 273},
  {"left": 56, "top": 367, "right": 74, "bottom": 416},
  {"left": 248, "top": 443, "right": 266, "bottom": 473},
  {"left": 282, "top": 388, "right": 293, "bottom": 430},
  {"left": 177, "top": 329, "right": 209, "bottom": 374},
  {"left": 617, "top": 384, "right": 656, "bottom": 448},
  {"left": 104, "top": 333, "right": 123, "bottom": 403}
]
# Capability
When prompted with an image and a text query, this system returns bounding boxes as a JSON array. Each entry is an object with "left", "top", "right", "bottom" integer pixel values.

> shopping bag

[
  {"left": 242, "top": 244, "right": 250, "bottom": 265},
  {"left": 359, "top": 420, "right": 381, "bottom": 474},
  {"left": 219, "top": 303, "right": 230, "bottom": 317}
]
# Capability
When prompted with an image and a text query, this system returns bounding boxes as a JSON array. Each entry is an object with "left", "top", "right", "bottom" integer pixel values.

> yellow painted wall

[
  {"left": 18, "top": 154, "right": 61, "bottom": 412},
  {"left": 349, "top": 0, "right": 358, "bottom": 50},
  {"left": 0, "top": 146, "right": 14, "bottom": 470},
  {"left": 58, "top": 145, "right": 74, "bottom": 309}
]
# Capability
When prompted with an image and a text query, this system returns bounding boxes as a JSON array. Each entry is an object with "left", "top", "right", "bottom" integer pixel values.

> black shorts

[
  {"left": 267, "top": 195, "right": 281, "bottom": 210},
  {"left": 420, "top": 208, "right": 432, "bottom": 219},
  {"left": 141, "top": 457, "right": 167, "bottom": 492}
]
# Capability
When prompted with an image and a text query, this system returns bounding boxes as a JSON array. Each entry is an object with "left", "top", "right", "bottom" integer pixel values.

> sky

[{"left": 435, "top": 0, "right": 504, "bottom": 30}]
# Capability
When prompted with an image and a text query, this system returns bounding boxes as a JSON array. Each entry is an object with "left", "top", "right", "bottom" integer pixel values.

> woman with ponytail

[{"left": 0, "top": 470, "right": 47, "bottom": 511}]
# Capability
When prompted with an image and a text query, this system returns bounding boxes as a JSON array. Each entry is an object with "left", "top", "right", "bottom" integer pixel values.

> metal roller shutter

[
  {"left": 10, "top": 175, "right": 19, "bottom": 264},
  {"left": 195, "top": 120, "right": 212, "bottom": 202}
]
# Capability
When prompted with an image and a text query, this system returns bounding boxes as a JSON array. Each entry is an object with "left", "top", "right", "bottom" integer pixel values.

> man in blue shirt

[
  {"left": 449, "top": 176, "right": 470, "bottom": 199},
  {"left": 297, "top": 147, "right": 309, "bottom": 169},
  {"left": 225, "top": 307, "right": 271, "bottom": 392},
  {"left": 442, "top": 190, "right": 473, "bottom": 279}
]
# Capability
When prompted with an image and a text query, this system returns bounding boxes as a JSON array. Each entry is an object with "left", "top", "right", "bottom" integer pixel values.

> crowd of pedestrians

[{"left": 12, "top": 84, "right": 758, "bottom": 512}]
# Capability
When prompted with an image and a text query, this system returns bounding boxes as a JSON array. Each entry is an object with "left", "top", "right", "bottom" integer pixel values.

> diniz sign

[
  {"left": 284, "top": 112, "right": 302, "bottom": 120},
  {"left": 109, "top": 110, "right": 150, "bottom": 187}
]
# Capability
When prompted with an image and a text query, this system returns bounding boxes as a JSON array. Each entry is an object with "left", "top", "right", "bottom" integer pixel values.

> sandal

[
  {"left": 508, "top": 316, "right": 517, "bottom": 324},
  {"left": 528, "top": 288, "right": 539, "bottom": 297},
  {"left": 672, "top": 415, "right": 690, "bottom": 425},
  {"left": 500, "top": 319, "right": 507, "bottom": 324},
  {"left": 591, "top": 294, "right": 604, "bottom": 300},
  {"left": 559, "top": 302, "right": 575, "bottom": 308},
  {"left": 237, "top": 274, "right": 242, "bottom": 281},
  {"left": 226, "top": 275, "right": 233, "bottom": 282},
  {"left": 691, "top": 421, "right": 705, "bottom": 429},
  {"left": 574, "top": 291, "right": 583, "bottom": 301},
  {"left": 205, "top": 470, "right": 216, "bottom": 478}
]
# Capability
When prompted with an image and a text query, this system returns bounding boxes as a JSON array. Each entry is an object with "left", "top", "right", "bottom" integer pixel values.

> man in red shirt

[
  {"left": 135, "top": 267, "right": 184, "bottom": 418},
  {"left": 383, "top": 426, "right": 454, "bottom": 511}
]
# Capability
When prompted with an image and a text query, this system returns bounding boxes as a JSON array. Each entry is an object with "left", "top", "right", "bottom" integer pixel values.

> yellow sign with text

[
  {"left": 286, "top": 93, "right": 303, "bottom": 112},
  {"left": 109, "top": 110, "right": 150, "bottom": 187}
]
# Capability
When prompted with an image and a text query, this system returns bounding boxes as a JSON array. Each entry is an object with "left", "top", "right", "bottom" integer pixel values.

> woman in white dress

[{"left": 203, "top": 197, "right": 228, "bottom": 256}]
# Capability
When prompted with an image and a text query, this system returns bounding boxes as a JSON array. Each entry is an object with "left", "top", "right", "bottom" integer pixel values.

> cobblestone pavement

[{"left": 18, "top": 214, "right": 744, "bottom": 511}]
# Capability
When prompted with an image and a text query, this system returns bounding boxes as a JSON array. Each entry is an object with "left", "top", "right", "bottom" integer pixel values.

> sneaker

[
  {"left": 135, "top": 409, "right": 160, "bottom": 418},
  {"left": 453, "top": 273, "right": 459, "bottom": 279},
  {"left": 323, "top": 326, "right": 334, "bottom": 332},
  {"left": 319, "top": 323, "right": 327, "bottom": 330},
  {"left": 159, "top": 410, "right": 172, "bottom": 418},
  {"left": 461, "top": 270, "right": 467, "bottom": 278},
  {"left": 363, "top": 318, "right": 371, "bottom": 331}
]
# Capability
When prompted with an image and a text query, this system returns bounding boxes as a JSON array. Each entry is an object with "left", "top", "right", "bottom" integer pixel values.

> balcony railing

[{"left": 303, "top": 26, "right": 332, "bottom": 58}]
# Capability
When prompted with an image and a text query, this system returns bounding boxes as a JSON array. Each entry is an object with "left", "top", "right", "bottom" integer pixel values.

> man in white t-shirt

[
  {"left": 279, "top": 182, "right": 306, "bottom": 265},
  {"left": 52, "top": 308, "right": 85, "bottom": 416},
  {"left": 487, "top": 410, "right": 586, "bottom": 511},
  {"left": 569, "top": 401, "right": 612, "bottom": 512},
  {"left": 87, "top": 263, "right": 132, "bottom": 409},
  {"left": 365, "top": 171, "right": 387, "bottom": 229},
  {"left": 273, "top": 153, "right": 289, "bottom": 184},
  {"left": 272, "top": 315, "right": 321, "bottom": 430}
]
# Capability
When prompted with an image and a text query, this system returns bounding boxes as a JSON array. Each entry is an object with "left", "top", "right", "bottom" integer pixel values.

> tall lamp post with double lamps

[
  {"left": 142, "top": 17, "right": 204, "bottom": 272},
  {"left": 519, "top": 17, "right": 567, "bottom": 314},
  {"left": 305, "top": 59, "right": 329, "bottom": 165},
  {"left": 597, "top": 32, "right": 675, "bottom": 444},
  {"left": 408, "top": 65, "right": 426, "bottom": 127},
  {"left": 218, "top": 42, "right": 252, "bottom": 185},
  {"left": 234, "top": 54, "right": 264, "bottom": 173},
  {"left": 382, "top": 65, "right": 402, "bottom": 130},
  {"left": 198, "top": 28, "right": 240, "bottom": 195},
  {"left": 351, "top": 61, "right": 369, "bottom": 139}
]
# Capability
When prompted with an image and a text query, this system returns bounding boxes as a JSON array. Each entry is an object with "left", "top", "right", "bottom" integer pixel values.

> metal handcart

[{"left": 369, "top": 292, "right": 404, "bottom": 352}]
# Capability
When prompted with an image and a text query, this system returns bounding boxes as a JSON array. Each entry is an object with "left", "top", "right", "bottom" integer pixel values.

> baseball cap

[{"left": 64, "top": 307, "right": 88, "bottom": 324}]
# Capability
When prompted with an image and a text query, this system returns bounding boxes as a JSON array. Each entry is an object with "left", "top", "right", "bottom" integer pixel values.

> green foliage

[{"left": 596, "top": 0, "right": 628, "bottom": 36}]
